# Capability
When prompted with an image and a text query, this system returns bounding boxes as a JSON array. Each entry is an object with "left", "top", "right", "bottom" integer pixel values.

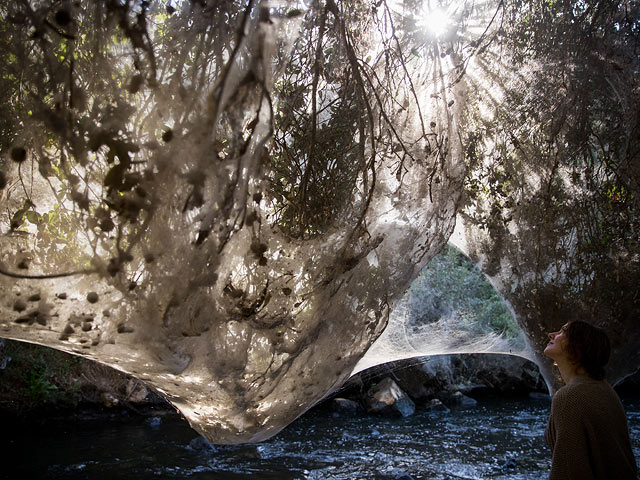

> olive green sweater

[{"left": 545, "top": 375, "right": 638, "bottom": 480}]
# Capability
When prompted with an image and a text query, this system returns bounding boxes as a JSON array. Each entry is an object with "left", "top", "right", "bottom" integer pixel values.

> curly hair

[{"left": 564, "top": 320, "right": 611, "bottom": 380}]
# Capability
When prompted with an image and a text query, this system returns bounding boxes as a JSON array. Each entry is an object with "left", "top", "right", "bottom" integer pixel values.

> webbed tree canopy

[{"left": 1, "top": 0, "right": 638, "bottom": 443}]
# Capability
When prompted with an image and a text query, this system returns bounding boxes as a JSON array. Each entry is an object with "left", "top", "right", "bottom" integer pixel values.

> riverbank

[
  {"left": 331, "top": 354, "right": 549, "bottom": 418},
  {"left": 0, "top": 340, "right": 542, "bottom": 413},
  {"left": 1, "top": 338, "right": 637, "bottom": 420},
  {"left": 0, "top": 339, "right": 169, "bottom": 415}
]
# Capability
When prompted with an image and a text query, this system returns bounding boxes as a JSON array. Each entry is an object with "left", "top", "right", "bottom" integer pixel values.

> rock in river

[{"left": 366, "top": 377, "right": 415, "bottom": 417}]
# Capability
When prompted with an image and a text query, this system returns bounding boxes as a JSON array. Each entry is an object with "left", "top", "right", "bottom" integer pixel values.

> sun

[{"left": 418, "top": 7, "right": 451, "bottom": 37}]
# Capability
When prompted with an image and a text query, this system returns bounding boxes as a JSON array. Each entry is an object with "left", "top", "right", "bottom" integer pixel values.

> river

[{"left": 4, "top": 395, "right": 640, "bottom": 479}]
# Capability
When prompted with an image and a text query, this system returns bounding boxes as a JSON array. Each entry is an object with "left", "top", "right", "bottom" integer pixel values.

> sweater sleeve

[{"left": 548, "top": 388, "right": 595, "bottom": 480}]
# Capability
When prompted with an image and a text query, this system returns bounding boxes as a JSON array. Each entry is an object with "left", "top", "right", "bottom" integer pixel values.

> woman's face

[{"left": 544, "top": 323, "right": 570, "bottom": 362}]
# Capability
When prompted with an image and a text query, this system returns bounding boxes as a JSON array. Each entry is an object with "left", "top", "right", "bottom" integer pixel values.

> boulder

[
  {"left": 529, "top": 392, "right": 551, "bottom": 401},
  {"left": 393, "top": 472, "right": 415, "bottom": 480},
  {"left": 425, "top": 398, "right": 450, "bottom": 413},
  {"left": 332, "top": 397, "right": 362, "bottom": 414},
  {"left": 392, "top": 356, "right": 455, "bottom": 400},
  {"left": 366, "top": 377, "right": 415, "bottom": 417},
  {"left": 188, "top": 436, "right": 216, "bottom": 452},
  {"left": 462, "top": 354, "right": 546, "bottom": 395},
  {"left": 100, "top": 392, "right": 119, "bottom": 408},
  {"left": 146, "top": 416, "right": 162, "bottom": 428},
  {"left": 448, "top": 390, "right": 478, "bottom": 408},
  {"left": 125, "top": 378, "right": 149, "bottom": 403}
]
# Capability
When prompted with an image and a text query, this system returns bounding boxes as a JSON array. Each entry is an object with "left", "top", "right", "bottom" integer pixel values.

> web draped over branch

[{"left": 0, "top": 0, "right": 469, "bottom": 443}]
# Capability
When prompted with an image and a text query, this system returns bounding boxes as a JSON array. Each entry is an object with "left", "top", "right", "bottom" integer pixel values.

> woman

[{"left": 544, "top": 320, "right": 638, "bottom": 479}]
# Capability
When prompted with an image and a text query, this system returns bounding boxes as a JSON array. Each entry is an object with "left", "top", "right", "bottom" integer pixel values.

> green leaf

[
  {"left": 286, "top": 8, "right": 303, "bottom": 18},
  {"left": 104, "top": 163, "right": 125, "bottom": 191},
  {"left": 11, "top": 208, "right": 28, "bottom": 229},
  {"left": 26, "top": 210, "right": 40, "bottom": 224}
]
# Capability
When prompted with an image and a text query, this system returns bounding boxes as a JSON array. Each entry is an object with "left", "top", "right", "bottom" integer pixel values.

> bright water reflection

[{"left": 5, "top": 396, "right": 640, "bottom": 480}]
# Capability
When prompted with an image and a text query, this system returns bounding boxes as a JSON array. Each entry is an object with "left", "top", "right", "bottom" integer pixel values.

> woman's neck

[{"left": 556, "top": 359, "right": 587, "bottom": 384}]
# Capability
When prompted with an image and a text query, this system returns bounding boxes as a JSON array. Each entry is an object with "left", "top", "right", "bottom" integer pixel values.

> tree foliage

[
  {"left": 457, "top": 0, "right": 640, "bottom": 385},
  {"left": 408, "top": 244, "right": 521, "bottom": 340}
]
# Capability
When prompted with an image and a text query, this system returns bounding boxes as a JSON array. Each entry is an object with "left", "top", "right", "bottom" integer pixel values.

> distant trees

[{"left": 407, "top": 245, "right": 521, "bottom": 341}]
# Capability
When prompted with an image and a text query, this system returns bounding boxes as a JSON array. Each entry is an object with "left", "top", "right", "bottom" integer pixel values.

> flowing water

[{"left": 4, "top": 395, "right": 640, "bottom": 480}]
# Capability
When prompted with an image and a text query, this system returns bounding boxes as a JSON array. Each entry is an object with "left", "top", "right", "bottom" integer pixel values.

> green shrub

[{"left": 408, "top": 244, "right": 524, "bottom": 344}]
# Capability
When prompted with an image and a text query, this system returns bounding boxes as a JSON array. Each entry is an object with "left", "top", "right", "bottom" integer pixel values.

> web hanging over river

[
  {"left": 354, "top": 269, "right": 530, "bottom": 374},
  {"left": 2, "top": 0, "right": 639, "bottom": 444}
]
